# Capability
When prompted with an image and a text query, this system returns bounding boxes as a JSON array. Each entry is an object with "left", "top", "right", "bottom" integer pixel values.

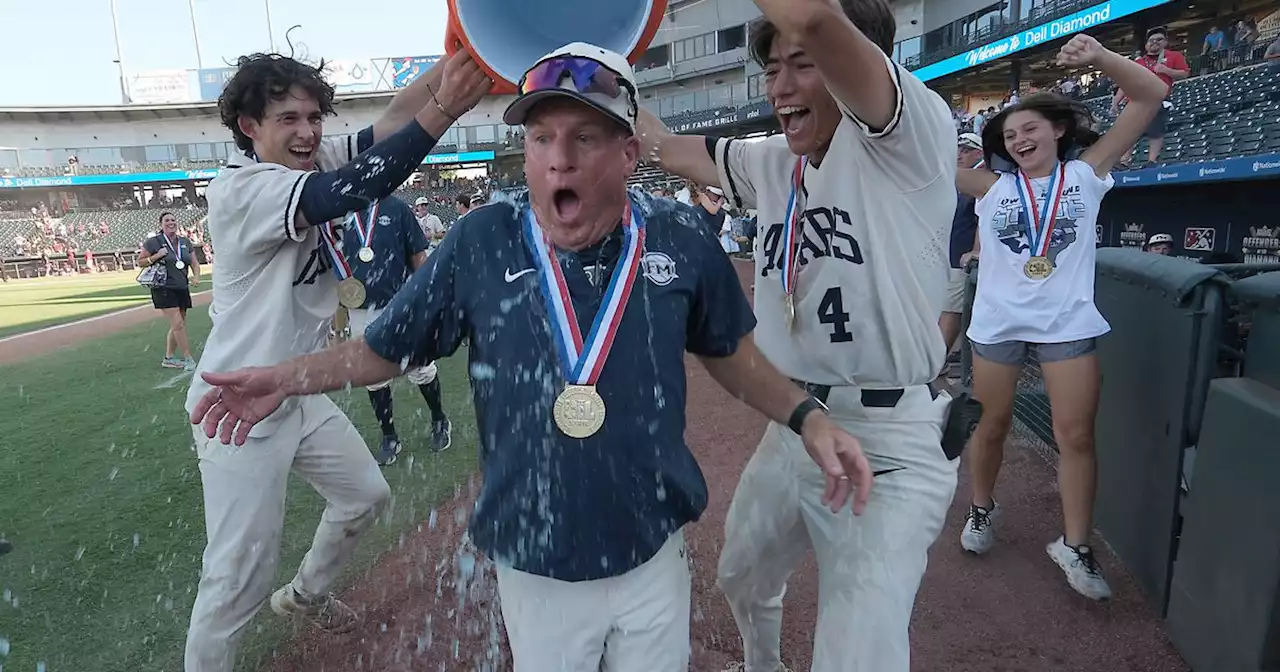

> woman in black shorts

[{"left": 138, "top": 211, "right": 201, "bottom": 369}]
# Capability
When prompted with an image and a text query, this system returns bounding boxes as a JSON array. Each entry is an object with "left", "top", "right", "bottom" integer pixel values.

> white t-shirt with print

[
  {"left": 967, "top": 159, "right": 1112, "bottom": 345},
  {"left": 185, "top": 136, "right": 358, "bottom": 438},
  {"left": 714, "top": 54, "right": 957, "bottom": 388}
]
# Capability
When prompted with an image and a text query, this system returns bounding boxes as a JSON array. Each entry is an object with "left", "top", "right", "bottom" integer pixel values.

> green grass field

[
  {"left": 0, "top": 301, "right": 480, "bottom": 671},
  {"left": 0, "top": 272, "right": 160, "bottom": 339}
]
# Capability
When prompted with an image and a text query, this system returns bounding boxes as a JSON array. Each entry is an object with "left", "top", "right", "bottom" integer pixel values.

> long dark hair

[{"left": 980, "top": 92, "right": 1100, "bottom": 169}]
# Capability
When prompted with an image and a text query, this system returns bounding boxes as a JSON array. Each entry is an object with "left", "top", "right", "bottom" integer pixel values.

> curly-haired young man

[{"left": 181, "top": 50, "right": 490, "bottom": 672}]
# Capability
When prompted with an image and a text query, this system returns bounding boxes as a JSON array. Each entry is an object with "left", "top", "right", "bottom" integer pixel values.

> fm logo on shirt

[
  {"left": 991, "top": 189, "right": 1087, "bottom": 266},
  {"left": 758, "top": 206, "right": 864, "bottom": 278}
]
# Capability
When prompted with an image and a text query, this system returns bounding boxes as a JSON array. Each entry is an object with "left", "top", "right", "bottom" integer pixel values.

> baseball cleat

[
  {"left": 431, "top": 418, "right": 452, "bottom": 453},
  {"left": 270, "top": 584, "right": 359, "bottom": 633},
  {"left": 376, "top": 436, "right": 403, "bottom": 466}
]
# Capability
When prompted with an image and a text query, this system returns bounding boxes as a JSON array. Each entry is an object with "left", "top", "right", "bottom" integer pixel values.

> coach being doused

[{"left": 191, "top": 43, "right": 872, "bottom": 671}]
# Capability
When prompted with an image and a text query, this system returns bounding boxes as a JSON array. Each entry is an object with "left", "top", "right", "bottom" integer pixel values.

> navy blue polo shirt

[
  {"left": 949, "top": 192, "right": 979, "bottom": 269},
  {"left": 365, "top": 192, "right": 755, "bottom": 581},
  {"left": 342, "top": 195, "right": 429, "bottom": 309}
]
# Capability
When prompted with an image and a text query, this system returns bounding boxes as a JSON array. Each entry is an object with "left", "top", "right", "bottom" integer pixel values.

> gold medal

[
  {"left": 553, "top": 385, "right": 606, "bottom": 439},
  {"left": 357, "top": 247, "right": 374, "bottom": 263},
  {"left": 784, "top": 294, "right": 796, "bottom": 330},
  {"left": 1023, "top": 256, "right": 1053, "bottom": 280},
  {"left": 337, "top": 277, "right": 366, "bottom": 308}
]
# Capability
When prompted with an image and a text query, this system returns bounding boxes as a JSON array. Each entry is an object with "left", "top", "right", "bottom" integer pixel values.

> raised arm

[
  {"left": 636, "top": 108, "right": 721, "bottom": 188},
  {"left": 957, "top": 167, "right": 999, "bottom": 199},
  {"left": 754, "top": 0, "right": 897, "bottom": 131},
  {"left": 1064, "top": 36, "right": 1168, "bottom": 177}
]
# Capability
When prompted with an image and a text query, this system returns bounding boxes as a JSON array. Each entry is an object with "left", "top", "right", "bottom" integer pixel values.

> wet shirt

[
  {"left": 340, "top": 195, "right": 429, "bottom": 309},
  {"left": 365, "top": 192, "right": 755, "bottom": 581}
]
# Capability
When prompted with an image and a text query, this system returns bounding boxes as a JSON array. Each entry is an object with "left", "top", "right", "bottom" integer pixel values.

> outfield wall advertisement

[{"left": 913, "top": 0, "right": 1175, "bottom": 82}]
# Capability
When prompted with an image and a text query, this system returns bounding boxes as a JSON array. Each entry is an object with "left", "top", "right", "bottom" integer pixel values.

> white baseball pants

[
  {"left": 184, "top": 394, "right": 391, "bottom": 672},
  {"left": 496, "top": 528, "right": 691, "bottom": 672},
  {"left": 347, "top": 307, "right": 438, "bottom": 390},
  {"left": 717, "top": 385, "right": 959, "bottom": 672}
]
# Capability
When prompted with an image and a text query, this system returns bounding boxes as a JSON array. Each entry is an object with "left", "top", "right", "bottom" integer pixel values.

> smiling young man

[
  {"left": 188, "top": 43, "right": 874, "bottom": 672},
  {"left": 182, "top": 50, "right": 490, "bottom": 672},
  {"left": 638, "top": 0, "right": 960, "bottom": 670}
]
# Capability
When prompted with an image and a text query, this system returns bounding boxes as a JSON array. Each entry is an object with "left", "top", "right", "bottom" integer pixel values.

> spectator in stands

[
  {"left": 1145, "top": 232, "right": 1174, "bottom": 255},
  {"left": 1203, "top": 25, "right": 1227, "bottom": 54},
  {"left": 137, "top": 211, "right": 201, "bottom": 370},
  {"left": 413, "top": 196, "right": 446, "bottom": 243},
  {"left": 957, "top": 33, "right": 1168, "bottom": 602},
  {"left": 1265, "top": 35, "right": 1280, "bottom": 61},
  {"left": 1115, "top": 26, "right": 1188, "bottom": 167},
  {"left": 1235, "top": 19, "right": 1259, "bottom": 48}
]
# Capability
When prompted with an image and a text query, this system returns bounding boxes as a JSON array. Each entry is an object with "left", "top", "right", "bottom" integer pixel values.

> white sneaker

[
  {"left": 960, "top": 502, "right": 999, "bottom": 554},
  {"left": 1046, "top": 536, "right": 1113, "bottom": 601}
]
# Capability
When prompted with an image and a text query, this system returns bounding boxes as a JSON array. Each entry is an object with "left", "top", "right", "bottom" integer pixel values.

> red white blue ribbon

[
  {"left": 779, "top": 157, "right": 807, "bottom": 296},
  {"left": 352, "top": 202, "right": 379, "bottom": 252},
  {"left": 319, "top": 221, "right": 353, "bottom": 280},
  {"left": 1015, "top": 162, "right": 1067, "bottom": 258},
  {"left": 162, "top": 233, "right": 183, "bottom": 259},
  {"left": 523, "top": 199, "right": 646, "bottom": 383}
]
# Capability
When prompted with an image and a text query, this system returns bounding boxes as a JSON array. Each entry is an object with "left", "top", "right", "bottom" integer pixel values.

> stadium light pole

[
  {"left": 188, "top": 0, "right": 204, "bottom": 70},
  {"left": 109, "top": 0, "right": 130, "bottom": 104},
  {"left": 264, "top": 0, "right": 276, "bottom": 53}
]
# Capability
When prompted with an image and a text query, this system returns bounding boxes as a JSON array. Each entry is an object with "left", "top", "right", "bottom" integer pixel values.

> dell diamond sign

[{"left": 913, "top": 0, "right": 1174, "bottom": 82}]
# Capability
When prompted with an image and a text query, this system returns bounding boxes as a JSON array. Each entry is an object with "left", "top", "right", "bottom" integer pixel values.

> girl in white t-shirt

[{"left": 955, "top": 34, "right": 1168, "bottom": 601}]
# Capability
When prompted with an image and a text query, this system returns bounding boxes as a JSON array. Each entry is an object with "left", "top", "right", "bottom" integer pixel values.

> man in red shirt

[{"left": 1113, "top": 26, "right": 1190, "bottom": 166}]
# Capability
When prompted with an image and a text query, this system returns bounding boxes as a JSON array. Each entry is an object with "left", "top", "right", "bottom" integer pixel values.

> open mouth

[
  {"left": 288, "top": 146, "right": 315, "bottom": 162},
  {"left": 552, "top": 188, "right": 583, "bottom": 222},
  {"left": 777, "top": 105, "right": 811, "bottom": 138},
  {"left": 1014, "top": 144, "right": 1036, "bottom": 159}
]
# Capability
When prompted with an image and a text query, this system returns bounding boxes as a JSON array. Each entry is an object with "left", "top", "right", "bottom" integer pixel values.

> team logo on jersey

[
  {"left": 378, "top": 214, "right": 391, "bottom": 227},
  {"left": 759, "top": 205, "right": 864, "bottom": 278},
  {"left": 1184, "top": 227, "right": 1215, "bottom": 252},
  {"left": 642, "top": 251, "right": 678, "bottom": 286}
]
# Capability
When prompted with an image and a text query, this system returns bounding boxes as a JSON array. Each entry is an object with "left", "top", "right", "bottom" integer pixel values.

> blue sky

[{"left": 0, "top": 0, "right": 448, "bottom": 106}]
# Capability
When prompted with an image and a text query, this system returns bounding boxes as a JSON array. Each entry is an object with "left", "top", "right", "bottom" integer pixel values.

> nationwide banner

[{"left": 1112, "top": 152, "right": 1280, "bottom": 187}]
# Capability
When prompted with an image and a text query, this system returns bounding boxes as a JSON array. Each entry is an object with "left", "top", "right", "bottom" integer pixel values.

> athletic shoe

[
  {"left": 376, "top": 436, "right": 403, "bottom": 467},
  {"left": 431, "top": 418, "right": 452, "bottom": 453},
  {"left": 269, "top": 584, "right": 358, "bottom": 633},
  {"left": 182, "top": 357, "right": 197, "bottom": 371},
  {"left": 1046, "top": 536, "right": 1113, "bottom": 601},
  {"left": 161, "top": 356, "right": 184, "bottom": 369},
  {"left": 960, "top": 502, "right": 1000, "bottom": 555}
]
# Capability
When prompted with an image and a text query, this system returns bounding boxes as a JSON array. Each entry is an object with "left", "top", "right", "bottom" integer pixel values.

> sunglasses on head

[{"left": 520, "top": 55, "right": 636, "bottom": 104}]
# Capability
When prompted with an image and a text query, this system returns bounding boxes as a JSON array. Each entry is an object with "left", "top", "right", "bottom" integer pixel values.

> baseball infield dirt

[{"left": 261, "top": 260, "right": 1189, "bottom": 672}]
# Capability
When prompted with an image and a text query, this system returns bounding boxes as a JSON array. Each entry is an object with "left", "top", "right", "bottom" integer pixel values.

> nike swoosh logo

[
  {"left": 504, "top": 268, "right": 536, "bottom": 283},
  {"left": 872, "top": 467, "right": 906, "bottom": 477}
]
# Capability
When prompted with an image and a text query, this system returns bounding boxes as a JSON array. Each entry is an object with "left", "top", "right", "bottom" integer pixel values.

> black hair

[
  {"left": 748, "top": 0, "right": 896, "bottom": 67},
  {"left": 455, "top": 193, "right": 470, "bottom": 207},
  {"left": 158, "top": 211, "right": 175, "bottom": 223},
  {"left": 218, "top": 53, "right": 336, "bottom": 152},
  {"left": 980, "top": 92, "right": 1100, "bottom": 168}
]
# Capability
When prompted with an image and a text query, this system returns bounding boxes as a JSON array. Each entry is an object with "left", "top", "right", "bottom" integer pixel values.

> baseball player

[
  {"left": 189, "top": 43, "right": 873, "bottom": 672},
  {"left": 957, "top": 34, "right": 1166, "bottom": 601},
  {"left": 413, "top": 196, "right": 447, "bottom": 245},
  {"left": 181, "top": 50, "right": 490, "bottom": 671},
  {"left": 339, "top": 194, "right": 452, "bottom": 464},
  {"left": 638, "top": 0, "right": 961, "bottom": 669}
]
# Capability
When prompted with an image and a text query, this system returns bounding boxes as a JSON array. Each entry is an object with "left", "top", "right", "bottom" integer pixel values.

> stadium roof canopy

[{"left": 0, "top": 90, "right": 398, "bottom": 123}]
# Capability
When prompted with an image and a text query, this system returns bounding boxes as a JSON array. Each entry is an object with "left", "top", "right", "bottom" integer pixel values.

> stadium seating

[{"left": 1087, "top": 60, "right": 1280, "bottom": 166}]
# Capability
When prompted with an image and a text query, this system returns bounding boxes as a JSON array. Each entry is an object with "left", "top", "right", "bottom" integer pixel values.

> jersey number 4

[{"left": 816, "top": 287, "right": 853, "bottom": 343}]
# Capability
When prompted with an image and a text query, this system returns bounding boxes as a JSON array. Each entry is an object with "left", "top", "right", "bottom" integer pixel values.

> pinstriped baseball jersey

[{"left": 714, "top": 55, "right": 958, "bottom": 388}]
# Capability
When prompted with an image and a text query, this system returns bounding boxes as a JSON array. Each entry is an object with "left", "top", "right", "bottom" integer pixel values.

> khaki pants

[
  {"left": 183, "top": 394, "right": 390, "bottom": 671},
  {"left": 496, "top": 529, "right": 692, "bottom": 672},
  {"left": 717, "top": 385, "right": 959, "bottom": 672}
]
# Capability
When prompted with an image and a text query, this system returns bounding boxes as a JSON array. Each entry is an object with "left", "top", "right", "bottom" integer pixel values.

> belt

[{"left": 792, "top": 380, "right": 905, "bottom": 408}]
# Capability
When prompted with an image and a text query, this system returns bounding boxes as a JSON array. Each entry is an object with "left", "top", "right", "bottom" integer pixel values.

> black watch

[{"left": 787, "top": 396, "right": 829, "bottom": 435}]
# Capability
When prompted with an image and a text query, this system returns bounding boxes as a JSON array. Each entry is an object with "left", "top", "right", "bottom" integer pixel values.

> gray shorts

[{"left": 970, "top": 338, "right": 1097, "bottom": 366}]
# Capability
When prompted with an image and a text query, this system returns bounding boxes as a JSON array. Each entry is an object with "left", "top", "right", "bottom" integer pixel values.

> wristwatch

[{"left": 787, "top": 396, "right": 829, "bottom": 435}]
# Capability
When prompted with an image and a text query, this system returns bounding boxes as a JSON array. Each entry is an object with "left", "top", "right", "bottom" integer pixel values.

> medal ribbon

[
  {"left": 163, "top": 233, "right": 182, "bottom": 260},
  {"left": 779, "top": 157, "right": 807, "bottom": 296},
  {"left": 319, "top": 221, "right": 354, "bottom": 280},
  {"left": 524, "top": 199, "right": 646, "bottom": 384},
  {"left": 353, "top": 202, "right": 379, "bottom": 252},
  {"left": 1015, "top": 163, "right": 1067, "bottom": 258}
]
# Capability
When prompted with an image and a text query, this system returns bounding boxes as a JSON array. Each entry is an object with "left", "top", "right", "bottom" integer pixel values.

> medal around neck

[
  {"left": 779, "top": 157, "right": 808, "bottom": 330},
  {"left": 352, "top": 203, "right": 379, "bottom": 264},
  {"left": 175, "top": 260, "right": 186, "bottom": 270},
  {"left": 320, "top": 219, "right": 365, "bottom": 308},
  {"left": 164, "top": 235, "right": 185, "bottom": 270},
  {"left": 1016, "top": 163, "right": 1067, "bottom": 281},
  {"left": 523, "top": 200, "right": 646, "bottom": 439}
]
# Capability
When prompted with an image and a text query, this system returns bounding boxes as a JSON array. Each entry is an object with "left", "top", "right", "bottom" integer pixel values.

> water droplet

[{"left": 74, "top": 547, "right": 85, "bottom": 561}]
